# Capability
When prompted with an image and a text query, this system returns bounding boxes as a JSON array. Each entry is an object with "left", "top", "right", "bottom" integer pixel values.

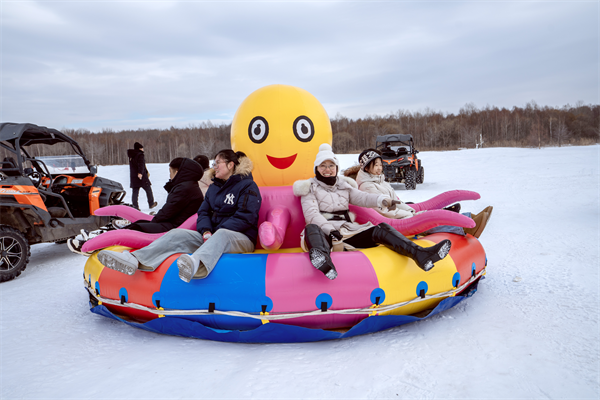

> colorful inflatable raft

[{"left": 83, "top": 188, "right": 487, "bottom": 343}]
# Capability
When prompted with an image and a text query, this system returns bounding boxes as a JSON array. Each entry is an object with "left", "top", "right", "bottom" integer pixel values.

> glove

[
  {"left": 382, "top": 198, "right": 402, "bottom": 210},
  {"left": 329, "top": 230, "right": 343, "bottom": 242}
]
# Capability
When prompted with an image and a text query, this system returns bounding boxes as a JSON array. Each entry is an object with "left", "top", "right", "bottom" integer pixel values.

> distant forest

[{"left": 16, "top": 102, "right": 600, "bottom": 165}]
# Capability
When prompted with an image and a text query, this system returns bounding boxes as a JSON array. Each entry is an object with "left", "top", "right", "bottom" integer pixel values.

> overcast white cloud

[{"left": 1, "top": 0, "right": 598, "bottom": 132}]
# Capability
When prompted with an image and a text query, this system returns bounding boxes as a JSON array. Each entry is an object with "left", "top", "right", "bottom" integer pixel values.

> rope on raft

[{"left": 84, "top": 268, "right": 485, "bottom": 321}]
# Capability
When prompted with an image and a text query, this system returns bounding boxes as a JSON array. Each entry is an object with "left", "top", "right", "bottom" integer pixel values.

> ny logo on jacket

[{"left": 225, "top": 193, "right": 235, "bottom": 205}]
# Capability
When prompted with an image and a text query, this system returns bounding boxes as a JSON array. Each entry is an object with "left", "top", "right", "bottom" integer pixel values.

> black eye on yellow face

[
  {"left": 293, "top": 116, "right": 314, "bottom": 142},
  {"left": 248, "top": 116, "right": 269, "bottom": 144}
]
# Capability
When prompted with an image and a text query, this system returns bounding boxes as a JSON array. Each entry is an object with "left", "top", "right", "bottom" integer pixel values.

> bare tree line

[
  {"left": 4, "top": 102, "right": 598, "bottom": 165},
  {"left": 331, "top": 101, "right": 599, "bottom": 153}
]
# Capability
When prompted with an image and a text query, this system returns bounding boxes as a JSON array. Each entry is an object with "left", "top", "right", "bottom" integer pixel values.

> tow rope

[{"left": 84, "top": 267, "right": 485, "bottom": 321}]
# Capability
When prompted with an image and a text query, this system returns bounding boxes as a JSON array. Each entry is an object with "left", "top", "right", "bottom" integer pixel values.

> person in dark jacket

[
  {"left": 97, "top": 150, "right": 262, "bottom": 283},
  {"left": 67, "top": 157, "right": 205, "bottom": 255},
  {"left": 128, "top": 142, "right": 157, "bottom": 210},
  {"left": 125, "top": 157, "right": 204, "bottom": 233}
]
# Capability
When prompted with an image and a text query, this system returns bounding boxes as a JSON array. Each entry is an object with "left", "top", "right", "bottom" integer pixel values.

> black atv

[
  {"left": 0, "top": 123, "right": 126, "bottom": 282},
  {"left": 375, "top": 134, "right": 424, "bottom": 190}
]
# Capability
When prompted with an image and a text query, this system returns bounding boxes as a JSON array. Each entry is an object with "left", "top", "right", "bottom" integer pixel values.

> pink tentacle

[
  {"left": 82, "top": 215, "right": 197, "bottom": 253},
  {"left": 82, "top": 230, "right": 162, "bottom": 252},
  {"left": 349, "top": 205, "right": 475, "bottom": 236},
  {"left": 93, "top": 205, "right": 153, "bottom": 222},
  {"left": 408, "top": 190, "right": 480, "bottom": 212},
  {"left": 259, "top": 207, "right": 291, "bottom": 250}
]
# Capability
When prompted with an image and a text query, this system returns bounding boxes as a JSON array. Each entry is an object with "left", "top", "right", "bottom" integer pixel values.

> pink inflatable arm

[
  {"left": 259, "top": 207, "right": 291, "bottom": 251},
  {"left": 350, "top": 206, "right": 475, "bottom": 236},
  {"left": 93, "top": 205, "right": 153, "bottom": 222},
  {"left": 408, "top": 190, "right": 480, "bottom": 212},
  {"left": 82, "top": 214, "right": 197, "bottom": 253}
]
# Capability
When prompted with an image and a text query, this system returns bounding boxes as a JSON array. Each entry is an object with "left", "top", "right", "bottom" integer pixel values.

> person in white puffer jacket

[
  {"left": 355, "top": 149, "right": 416, "bottom": 219},
  {"left": 293, "top": 143, "right": 452, "bottom": 280}
]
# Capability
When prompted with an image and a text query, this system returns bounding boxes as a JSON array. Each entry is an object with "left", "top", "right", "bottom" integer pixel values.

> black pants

[
  {"left": 126, "top": 220, "right": 171, "bottom": 234},
  {"left": 131, "top": 185, "right": 154, "bottom": 209},
  {"left": 340, "top": 227, "right": 378, "bottom": 249}
]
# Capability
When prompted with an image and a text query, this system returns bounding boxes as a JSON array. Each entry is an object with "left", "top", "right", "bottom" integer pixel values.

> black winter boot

[
  {"left": 372, "top": 223, "right": 452, "bottom": 271},
  {"left": 304, "top": 224, "right": 338, "bottom": 280}
]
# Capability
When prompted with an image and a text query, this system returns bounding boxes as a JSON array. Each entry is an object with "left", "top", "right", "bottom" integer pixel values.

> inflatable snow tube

[{"left": 83, "top": 187, "right": 487, "bottom": 343}]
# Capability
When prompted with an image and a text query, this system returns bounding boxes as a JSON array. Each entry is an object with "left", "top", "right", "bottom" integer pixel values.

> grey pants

[{"left": 133, "top": 228, "right": 254, "bottom": 278}]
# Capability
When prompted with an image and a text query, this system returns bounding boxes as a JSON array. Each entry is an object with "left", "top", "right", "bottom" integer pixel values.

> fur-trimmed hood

[{"left": 205, "top": 156, "right": 254, "bottom": 182}]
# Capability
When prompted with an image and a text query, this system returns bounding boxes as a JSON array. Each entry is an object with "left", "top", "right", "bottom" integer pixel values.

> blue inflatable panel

[{"left": 89, "top": 280, "right": 480, "bottom": 343}]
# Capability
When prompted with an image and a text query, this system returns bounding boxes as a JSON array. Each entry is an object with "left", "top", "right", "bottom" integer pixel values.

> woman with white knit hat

[{"left": 293, "top": 143, "right": 452, "bottom": 280}]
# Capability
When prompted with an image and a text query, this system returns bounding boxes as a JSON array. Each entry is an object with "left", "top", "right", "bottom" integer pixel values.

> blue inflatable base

[{"left": 90, "top": 280, "right": 480, "bottom": 343}]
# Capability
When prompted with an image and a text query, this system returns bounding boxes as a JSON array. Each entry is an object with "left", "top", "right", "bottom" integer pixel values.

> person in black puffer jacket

[
  {"left": 67, "top": 158, "right": 204, "bottom": 255},
  {"left": 128, "top": 142, "right": 157, "bottom": 210},
  {"left": 125, "top": 157, "right": 204, "bottom": 233}
]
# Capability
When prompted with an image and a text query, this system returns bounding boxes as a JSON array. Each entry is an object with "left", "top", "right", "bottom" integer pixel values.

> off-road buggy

[
  {"left": 375, "top": 134, "right": 424, "bottom": 190},
  {"left": 0, "top": 123, "right": 126, "bottom": 282}
]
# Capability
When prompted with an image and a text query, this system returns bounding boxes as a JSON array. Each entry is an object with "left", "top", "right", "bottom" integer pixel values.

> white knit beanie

[{"left": 313, "top": 143, "right": 339, "bottom": 168}]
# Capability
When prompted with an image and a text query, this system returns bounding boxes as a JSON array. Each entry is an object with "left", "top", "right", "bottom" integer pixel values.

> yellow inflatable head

[{"left": 231, "top": 84, "right": 332, "bottom": 186}]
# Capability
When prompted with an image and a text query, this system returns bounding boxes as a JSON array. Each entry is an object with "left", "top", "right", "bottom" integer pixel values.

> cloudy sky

[{"left": 2, "top": 1, "right": 598, "bottom": 132}]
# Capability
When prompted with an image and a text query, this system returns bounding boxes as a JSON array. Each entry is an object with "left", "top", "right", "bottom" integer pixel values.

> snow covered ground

[{"left": 1, "top": 145, "right": 598, "bottom": 399}]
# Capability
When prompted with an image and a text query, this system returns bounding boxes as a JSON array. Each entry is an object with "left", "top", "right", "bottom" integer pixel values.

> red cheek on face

[{"left": 267, "top": 154, "right": 297, "bottom": 170}]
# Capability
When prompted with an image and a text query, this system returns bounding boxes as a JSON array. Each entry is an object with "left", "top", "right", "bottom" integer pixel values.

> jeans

[
  {"left": 132, "top": 228, "right": 254, "bottom": 278},
  {"left": 131, "top": 185, "right": 154, "bottom": 209}
]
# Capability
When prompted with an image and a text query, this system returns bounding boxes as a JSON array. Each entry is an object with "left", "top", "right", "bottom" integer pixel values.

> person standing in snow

[
  {"left": 97, "top": 150, "right": 261, "bottom": 282},
  {"left": 293, "top": 143, "right": 452, "bottom": 280},
  {"left": 128, "top": 142, "right": 157, "bottom": 210},
  {"left": 353, "top": 148, "right": 493, "bottom": 238}
]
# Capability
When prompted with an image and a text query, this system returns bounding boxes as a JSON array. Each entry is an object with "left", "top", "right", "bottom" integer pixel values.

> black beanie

[{"left": 134, "top": 142, "right": 143, "bottom": 150}]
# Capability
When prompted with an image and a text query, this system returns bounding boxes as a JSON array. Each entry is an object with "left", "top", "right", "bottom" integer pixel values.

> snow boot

[
  {"left": 304, "top": 224, "right": 338, "bottom": 280},
  {"left": 464, "top": 206, "right": 493, "bottom": 238},
  {"left": 372, "top": 223, "right": 452, "bottom": 271}
]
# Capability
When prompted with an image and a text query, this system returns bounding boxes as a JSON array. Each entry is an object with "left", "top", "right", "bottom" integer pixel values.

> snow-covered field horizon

[{"left": 1, "top": 145, "right": 599, "bottom": 399}]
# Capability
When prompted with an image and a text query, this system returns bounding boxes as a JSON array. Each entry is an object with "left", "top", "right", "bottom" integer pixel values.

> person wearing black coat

[
  {"left": 67, "top": 157, "right": 205, "bottom": 255},
  {"left": 128, "top": 142, "right": 157, "bottom": 210},
  {"left": 96, "top": 150, "right": 262, "bottom": 283},
  {"left": 125, "top": 157, "right": 204, "bottom": 233}
]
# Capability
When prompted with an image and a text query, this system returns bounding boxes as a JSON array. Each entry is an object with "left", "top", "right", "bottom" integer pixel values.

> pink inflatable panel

[{"left": 265, "top": 251, "right": 377, "bottom": 329}]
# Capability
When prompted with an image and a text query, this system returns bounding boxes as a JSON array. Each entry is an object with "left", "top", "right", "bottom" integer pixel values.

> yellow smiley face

[{"left": 231, "top": 84, "right": 332, "bottom": 186}]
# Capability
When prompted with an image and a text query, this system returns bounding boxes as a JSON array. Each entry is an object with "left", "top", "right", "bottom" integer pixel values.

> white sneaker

[
  {"left": 112, "top": 218, "right": 131, "bottom": 229},
  {"left": 67, "top": 238, "right": 91, "bottom": 256},
  {"left": 177, "top": 254, "right": 200, "bottom": 283},
  {"left": 97, "top": 250, "right": 139, "bottom": 275}
]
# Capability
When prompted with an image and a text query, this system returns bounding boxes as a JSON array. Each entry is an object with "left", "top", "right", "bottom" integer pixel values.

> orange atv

[
  {"left": 376, "top": 134, "right": 424, "bottom": 190},
  {"left": 0, "top": 123, "right": 126, "bottom": 282}
]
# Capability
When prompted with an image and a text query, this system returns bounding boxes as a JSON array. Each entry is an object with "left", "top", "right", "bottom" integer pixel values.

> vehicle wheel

[
  {"left": 0, "top": 226, "right": 31, "bottom": 282},
  {"left": 416, "top": 166, "right": 425, "bottom": 184},
  {"left": 405, "top": 169, "right": 417, "bottom": 190}
]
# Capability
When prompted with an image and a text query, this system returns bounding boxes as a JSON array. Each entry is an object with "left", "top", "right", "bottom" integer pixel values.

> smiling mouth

[{"left": 267, "top": 154, "right": 297, "bottom": 170}]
